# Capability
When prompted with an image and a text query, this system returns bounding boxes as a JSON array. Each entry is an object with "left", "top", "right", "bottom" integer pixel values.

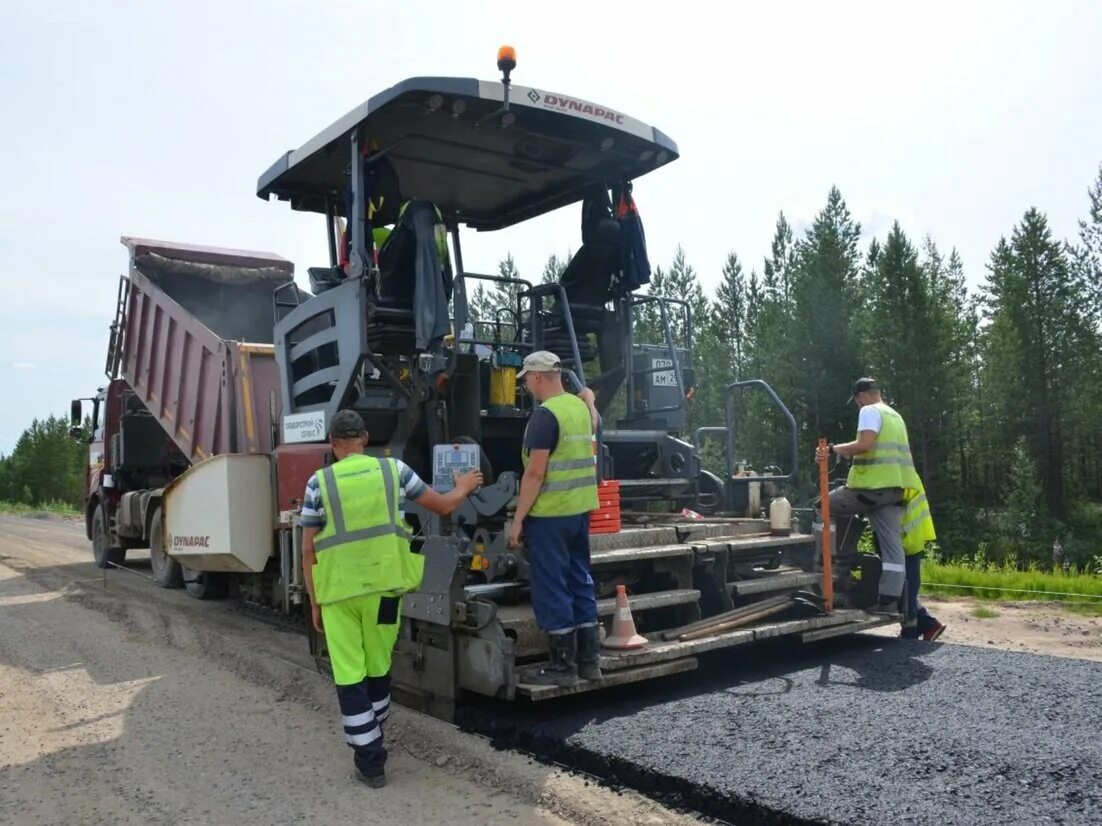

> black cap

[
  {"left": 328, "top": 409, "right": 365, "bottom": 439},
  {"left": 850, "top": 377, "right": 878, "bottom": 401}
]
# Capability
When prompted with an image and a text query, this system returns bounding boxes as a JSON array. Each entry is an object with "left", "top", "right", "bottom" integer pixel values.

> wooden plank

[
  {"left": 678, "top": 600, "right": 793, "bottom": 641},
  {"left": 600, "top": 610, "right": 873, "bottom": 671},
  {"left": 663, "top": 594, "right": 793, "bottom": 639},
  {"left": 517, "top": 657, "right": 698, "bottom": 701}
]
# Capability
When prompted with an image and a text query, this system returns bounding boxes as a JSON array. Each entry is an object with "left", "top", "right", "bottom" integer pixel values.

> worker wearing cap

[
  {"left": 300, "top": 409, "right": 482, "bottom": 788},
  {"left": 507, "top": 351, "right": 601, "bottom": 687},
  {"left": 816, "top": 378, "right": 928, "bottom": 613}
]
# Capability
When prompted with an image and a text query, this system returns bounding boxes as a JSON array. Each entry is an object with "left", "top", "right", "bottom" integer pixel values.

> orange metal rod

[{"left": 818, "top": 438, "right": 834, "bottom": 612}]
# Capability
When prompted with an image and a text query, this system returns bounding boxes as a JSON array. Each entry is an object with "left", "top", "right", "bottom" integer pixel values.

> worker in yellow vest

[
  {"left": 300, "top": 409, "right": 482, "bottom": 788},
  {"left": 901, "top": 475, "right": 946, "bottom": 641},
  {"left": 816, "top": 378, "right": 923, "bottom": 613},
  {"left": 507, "top": 351, "right": 601, "bottom": 688}
]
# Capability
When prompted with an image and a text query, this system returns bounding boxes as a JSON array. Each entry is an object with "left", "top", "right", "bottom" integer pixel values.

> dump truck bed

[{"left": 111, "top": 237, "right": 294, "bottom": 465}]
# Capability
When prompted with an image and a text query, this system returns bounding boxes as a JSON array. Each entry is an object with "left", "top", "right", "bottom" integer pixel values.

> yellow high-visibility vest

[
  {"left": 312, "top": 454, "right": 423, "bottom": 605},
  {"left": 522, "top": 394, "right": 599, "bottom": 517}
]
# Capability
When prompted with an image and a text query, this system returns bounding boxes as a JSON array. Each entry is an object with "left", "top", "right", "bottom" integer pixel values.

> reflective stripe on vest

[
  {"left": 314, "top": 458, "right": 411, "bottom": 550},
  {"left": 523, "top": 394, "right": 599, "bottom": 517},
  {"left": 311, "top": 454, "right": 424, "bottom": 605},
  {"left": 846, "top": 403, "right": 922, "bottom": 491}
]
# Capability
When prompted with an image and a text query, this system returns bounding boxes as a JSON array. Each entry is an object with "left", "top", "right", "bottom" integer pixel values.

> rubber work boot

[
  {"left": 520, "top": 632, "right": 579, "bottom": 688},
  {"left": 576, "top": 625, "right": 603, "bottom": 681},
  {"left": 353, "top": 768, "right": 386, "bottom": 788},
  {"left": 867, "top": 594, "right": 902, "bottom": 615}
]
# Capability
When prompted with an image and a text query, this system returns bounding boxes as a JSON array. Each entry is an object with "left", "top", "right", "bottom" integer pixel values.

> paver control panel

[{"left": 432, "top": 443, "right": 481, "bottom": 492}]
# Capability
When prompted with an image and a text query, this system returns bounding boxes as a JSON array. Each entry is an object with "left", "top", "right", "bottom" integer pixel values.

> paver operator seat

[
  {"left": 307, "top": 156, "right": 453, "bottom": 357},
  {"left": 366, "top": 200, "right": 454, "bottom": 355}
]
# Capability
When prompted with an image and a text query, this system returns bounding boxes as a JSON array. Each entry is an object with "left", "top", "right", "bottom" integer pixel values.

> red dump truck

[{"left": 73, "top": 237, "right": 321, "bottom": 605}]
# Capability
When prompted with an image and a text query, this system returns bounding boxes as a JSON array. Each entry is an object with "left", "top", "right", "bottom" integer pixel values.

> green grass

[
  {"left": 970, "top": 605, "right": 1000, "bottom": 619},
  {"left": 921, "top": 560, "right": 1102, "bottom": 615},
  {"left": 1061, "top": 602, "right": 1102, "bottom": 617},
  {"left": 0, "top": 500, "right": 81, "bottom": 519}
]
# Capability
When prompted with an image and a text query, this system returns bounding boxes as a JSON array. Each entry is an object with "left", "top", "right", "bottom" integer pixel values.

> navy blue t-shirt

[{"left": 523, "top": 406, "right": 559, "bottom": 452}]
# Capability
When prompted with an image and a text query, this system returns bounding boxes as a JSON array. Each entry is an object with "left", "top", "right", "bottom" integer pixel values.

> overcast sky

[{"left": 2, "top": 1, "right": 1100, "bottom": 455}]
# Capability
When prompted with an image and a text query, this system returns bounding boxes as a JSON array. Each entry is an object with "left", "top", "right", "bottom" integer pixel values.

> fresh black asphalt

[{"left": 462, "top": 636, "right": 1102, "bottom": 825}]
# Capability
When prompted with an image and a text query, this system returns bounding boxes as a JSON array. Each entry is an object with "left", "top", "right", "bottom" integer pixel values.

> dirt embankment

[{"left": 869, "top": 597, "right": 1102, "bottom": 661}]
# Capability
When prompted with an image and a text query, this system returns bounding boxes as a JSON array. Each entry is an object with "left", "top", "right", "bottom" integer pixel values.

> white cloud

[{"left": 12, "top": 363, "right": 36, "bottom": 371}]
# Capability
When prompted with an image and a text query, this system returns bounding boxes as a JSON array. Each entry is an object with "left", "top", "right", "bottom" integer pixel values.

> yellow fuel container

[{"left": 489, "top": 366, "right": 517, "bottom": 409}]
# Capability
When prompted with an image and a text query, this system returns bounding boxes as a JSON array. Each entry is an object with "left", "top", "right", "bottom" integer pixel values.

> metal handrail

[
  {"left": 627, "top": 294, "right": 689, "bottom": 416},
  {"left": 449, "top": 271, "right": 535, "bottom": 377},
  {"left": 524, "top": 283, "right": 586, "bottom": 384},
  {"left": 272, "top": 280, "right": 302, "bottom": 327},
  {"left": 453, "top": 271, "right": 535, "bottom": 335},
  {"left": 105, "top": 275, "right": 131, "bottom": 380},
  {"left": 724, "top": 379, "right": 798, "bottom": 483},
  {"left": 563, "top": 369, "right": 603, "bottom": 483}
]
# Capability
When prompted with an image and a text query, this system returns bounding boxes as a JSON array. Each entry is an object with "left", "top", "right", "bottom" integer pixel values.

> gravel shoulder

[
  {"left": 867, "top": 596, "right": 1102, "bottom": 661},
  {"left": 0, "top": 515, "right": 698, "bottom": 826}
]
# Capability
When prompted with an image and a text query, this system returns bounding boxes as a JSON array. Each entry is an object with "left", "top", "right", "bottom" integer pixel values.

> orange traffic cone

[{"left": 603, "top": 584, "right": 647, "bottom": 649}]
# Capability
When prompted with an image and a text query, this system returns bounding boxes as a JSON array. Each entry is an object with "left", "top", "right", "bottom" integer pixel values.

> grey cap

[
  {"left": 516, "top": 350, "right": 562, "bottom": 378},
  {"left": 328, "top": 409, "right": 365, "bottom": 439}
]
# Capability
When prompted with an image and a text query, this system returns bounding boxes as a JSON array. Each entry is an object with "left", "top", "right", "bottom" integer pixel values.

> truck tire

[
  {"left": 181, "top": 565, "right": 228, "bottom": 600},
  {"left": 148, "top": 510, "right": 183, "bottom": 588},
  {"left": 91, "top": 505, "right": 126, "bottom": 569}
]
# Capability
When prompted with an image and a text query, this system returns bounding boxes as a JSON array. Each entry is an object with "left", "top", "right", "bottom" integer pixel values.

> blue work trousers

[
  {"left": 524, "top": 513, "right": 598, "bottom": 633},
  {"left": 902, "top": 553, "right": 939, "bottom": 637}
]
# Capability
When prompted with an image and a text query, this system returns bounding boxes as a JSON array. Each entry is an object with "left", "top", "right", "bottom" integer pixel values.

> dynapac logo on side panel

[
  {"left": 170, "top": 535, "right": 211, "bottom": 548},
  {"left": 528, "top": 90, "right": 624, "bottom": 125}
]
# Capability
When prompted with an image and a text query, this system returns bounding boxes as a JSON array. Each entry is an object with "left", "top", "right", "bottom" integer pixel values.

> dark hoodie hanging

[{"left": 614, "top": 181, "right": 651, "bottom": 291}]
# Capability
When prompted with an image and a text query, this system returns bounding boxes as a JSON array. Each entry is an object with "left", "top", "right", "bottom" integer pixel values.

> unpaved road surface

[
  {"left": 5, "top": 514, "right": 1101, "bottom": 826},
  {"left": 0, "top": 516, "right": 696, "bottom": 826},
  {"left": 871, "top": 597, "right": 1102, "bottom": 661}
]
